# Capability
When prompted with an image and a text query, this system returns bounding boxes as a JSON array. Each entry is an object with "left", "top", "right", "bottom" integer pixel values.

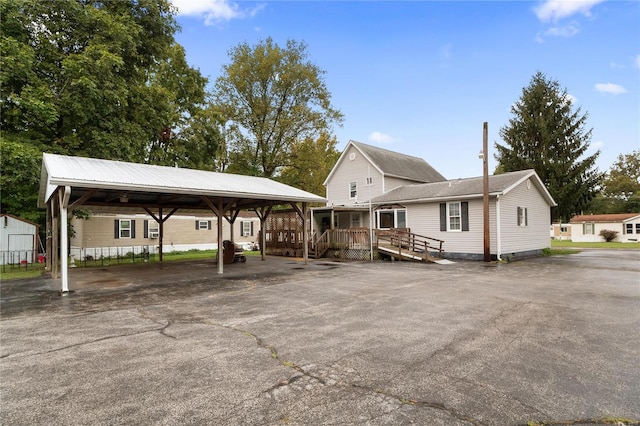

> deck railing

[{"left": 376, "top": 229, "right": 444, "bottom": 258}]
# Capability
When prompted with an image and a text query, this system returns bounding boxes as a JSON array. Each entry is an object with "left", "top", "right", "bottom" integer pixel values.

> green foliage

[
  {"left": 0, "top": 136, "right": 43, "bottom": 223},
  {"left": 214, "top": 37, "right": 344, "bottom": 178},
  {"left": 495, "top": 72, "right": 603, "bottom": 222},
  {"left": 592, "top": 150, "right": 640, "bottom": 213},
  {"left": 278, "top": 132, "right": 340, "bottom": 197},
  {"left": 0, "top": 0, "right": 213, "bottom": 164},
  {"left": 598, "top": 229, "right": 619, "bottom": 242}
]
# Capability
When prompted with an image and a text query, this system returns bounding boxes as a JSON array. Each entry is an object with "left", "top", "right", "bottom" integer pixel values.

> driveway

[{"left": 1, "top": 250, "right": 639, "bottom": 425}]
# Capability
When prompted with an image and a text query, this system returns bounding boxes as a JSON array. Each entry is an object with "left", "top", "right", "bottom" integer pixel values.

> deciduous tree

[{"left": 213, "top": 38, "right": 343, "bottom": 178}]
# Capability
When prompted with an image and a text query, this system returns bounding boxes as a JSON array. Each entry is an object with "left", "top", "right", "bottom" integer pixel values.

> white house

[
  {"left": 370, "top": 170, "right": 556, "bottom": 260},
  {"left": 569, "top": 213, "right": 640, "bottom": 242},
  {"left": 0, "top": 214, "right": 40, "bottom": 264},
  {"left": 312, "top": 140, "right": 556, "bottom": 261}
]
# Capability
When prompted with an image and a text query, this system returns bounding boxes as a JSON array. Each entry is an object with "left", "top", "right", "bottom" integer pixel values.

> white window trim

[
  {"left": 349, "top": 181, "right": 357, "bottom": 200},
  {"left": 198, "top": 220, "right": 209, "bottom": 230},
  {"left": 447, "top": 202, "right": 462, "bottom": 232},
  {"left": 584, "top": 223, "right": 594, "bottom": 235},
  {"left": 517, "top": 206, "right": 528, "bottom": 227},
  {"left": 376, "top": 208, "right": 407, "bottom": 230},
  {"left": 242, "top": 221, "right": 252, "bottom": 237},
  {"left": 119, "top": 219, "right": 131, "bottom": 239}
]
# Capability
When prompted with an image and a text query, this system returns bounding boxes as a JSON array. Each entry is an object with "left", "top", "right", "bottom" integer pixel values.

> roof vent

[{"left": 349, "top": 153, "right": 356, "bottom": 161}]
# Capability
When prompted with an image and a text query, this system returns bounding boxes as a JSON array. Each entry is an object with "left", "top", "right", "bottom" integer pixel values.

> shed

[
  {"left": 0, "top": 214, "right": 40, "bottom": 265},
  {"left": 38, "top": 153, "right": 325, "bottom": 293}
]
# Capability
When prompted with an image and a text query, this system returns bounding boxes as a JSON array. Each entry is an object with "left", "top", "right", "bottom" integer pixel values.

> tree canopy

[
  {"left": 213, "top": 37, "right": 344, "bottom": 178},
  {"left": 590, "top": 150, "right": 640, "bottom": 213},
  {"left": 277, "top": 133, "right": 341, "bottom": 197},
  {"left": 0, "top": 0, "right": 221, "bottom": 220},
  {"left": 495, "top": 71, "right": 602, "bottom": 222}
]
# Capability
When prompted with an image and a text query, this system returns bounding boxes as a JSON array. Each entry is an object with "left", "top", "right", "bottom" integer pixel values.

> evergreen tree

[{"left": 495, "top": 72, "right": 602, "bottom": 222}]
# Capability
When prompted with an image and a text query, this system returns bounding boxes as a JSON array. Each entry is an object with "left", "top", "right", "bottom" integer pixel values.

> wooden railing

[{"left": 376, "top": 229, "right": 444, "bottom": 260}]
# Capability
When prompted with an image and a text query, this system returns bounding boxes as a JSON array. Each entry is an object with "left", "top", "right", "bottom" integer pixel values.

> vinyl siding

[
  {"left": 384, "top": 176, "right": 415, "bottom": 193},
  {"left": 499, "top": 178, "right": 551, "bottom": 253},
  {"left": 0, "top": 216, "right": 38, "bottom": 252},
  {"left": 326, "top": 145, "right": 384, "bottom": 206},
  {"left": 70, "top": 214, "right": 260, "bottom": 249},
  {"left": 404, "top": 199, "right": 497, "bottom": 255}
]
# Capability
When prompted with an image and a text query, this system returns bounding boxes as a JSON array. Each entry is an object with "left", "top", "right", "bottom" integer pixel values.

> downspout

[
  {"left": 59, "top": 186, "right": 71, "bottom": 294},
  {"left": 495, "top": 194, "right": 502, "bottom": 261}
]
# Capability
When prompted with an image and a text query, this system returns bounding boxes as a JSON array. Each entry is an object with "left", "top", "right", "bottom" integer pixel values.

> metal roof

[
  {"left": 38, "top": 153, "right": 325, "bottom": 212},
  {"left": 371, "top": 169, "right": 557, "bottom": 206}
]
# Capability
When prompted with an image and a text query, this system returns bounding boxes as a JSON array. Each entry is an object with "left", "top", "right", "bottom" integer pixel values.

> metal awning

[{"left": 38, "top": 153, "right": 325, "bottom": 293}]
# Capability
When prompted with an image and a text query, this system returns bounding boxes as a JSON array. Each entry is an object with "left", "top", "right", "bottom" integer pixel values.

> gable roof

[
  {"left": 38, "top": 153, "right": 325, "bottom": 210},
  {"left": 569, "top": 213, "right": 640, "bottom": 223},
  {"left": 324, "top": 140, "right": 446, "bottom": 185},
  {"left": 371, "top": 169, "right": 556, "bottom": 206}
]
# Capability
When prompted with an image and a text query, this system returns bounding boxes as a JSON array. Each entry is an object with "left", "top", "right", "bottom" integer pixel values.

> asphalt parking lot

[{"left": 1, "top": 250, "right": 639, "bottom": 425}]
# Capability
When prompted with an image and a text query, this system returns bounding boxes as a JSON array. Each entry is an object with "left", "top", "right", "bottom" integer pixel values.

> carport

[{"left": 38, "top": 153, "right": 325, "bottom": 293}]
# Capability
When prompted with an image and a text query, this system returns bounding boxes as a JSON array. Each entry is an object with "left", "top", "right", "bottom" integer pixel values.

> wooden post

[
  {"left": 217, "top": 197, "right": 224, "bottom": 274},
  {"left": 158, "top": 207, "right": 163, "bottom": 262},
  {"left": 482, "top": 122, "right": 491, "bottom": 262},
  {"left": 302, "top": 203, "right": 308, "bottom": 265}
]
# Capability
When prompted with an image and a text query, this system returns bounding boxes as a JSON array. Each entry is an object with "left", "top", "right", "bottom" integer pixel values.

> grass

[
  {"left": 0, "top": 249, "right": 262, "bottom": 281},
  {"left": 0, "top": 263, "right": 47, "bottom": 280},
  {"left": 551, "top": 240, "right": 640, "bottom": 249}
]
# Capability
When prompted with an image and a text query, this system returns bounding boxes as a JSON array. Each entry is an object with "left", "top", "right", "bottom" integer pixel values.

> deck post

[
  {"left": 217, "top": 197, "right": 224, "bottom": 274},
  {"left": 302, "top": 203, "right": 308, "bottom": 265}
]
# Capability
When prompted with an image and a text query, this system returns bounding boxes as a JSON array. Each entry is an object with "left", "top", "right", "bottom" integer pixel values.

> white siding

[
  {"left": 571, "top": 220, "right": 640, "bottom": 243},
  {"left": 1, "top": 216, "right": 37, "bottom": 252},
  {"left": 499, "top": 178, "right": 551, "bottom": 254},
  {"left": 405, "top": 199, "right": 497, "bottom": 255},
  {"left": 384, "top": 176, "right": 414, "bottom": 193},
  {"left": 622, "top": 218, "right": 640, "bottom": 242},
  {"left": 326, "top": 145, "right": 384, "bottom": 206}
]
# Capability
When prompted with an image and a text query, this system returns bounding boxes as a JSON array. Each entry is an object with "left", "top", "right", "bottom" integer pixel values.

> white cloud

[
  {"left": 368, "top": 131, "right": 396, "bottom": 144},
  {"left": 594, "top": 83, "right": 627, "bottom": 95},
  {"left": 563, "top": 93, "right": 578, "bottom": 105},
  {"left": 534, "top": 0, "right": 604, "bottom": 23},
  {"left": 170, "top": 0, "right": 264, "bottom": 25},
  {"left": 543, "top": 21, "right": 580, "bottom": 38},
  {"left": 635, "top": 54, "right": 640, "bottom": 69},
  {"left": 587, "top": 140, "right": 604, "bottom": 154}
]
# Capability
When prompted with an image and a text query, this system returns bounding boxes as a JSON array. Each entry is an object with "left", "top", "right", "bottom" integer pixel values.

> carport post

[
  {"left": 217, "top": 197, "right": 224, "bottom": 274},
  {"left": 59, "top": 186, "right": 71, "bottom": 293}
]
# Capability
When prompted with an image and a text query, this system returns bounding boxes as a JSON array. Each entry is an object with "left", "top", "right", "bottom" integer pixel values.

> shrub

[{"left": 599, "top": 229, "right": 618, "bottom": 242}]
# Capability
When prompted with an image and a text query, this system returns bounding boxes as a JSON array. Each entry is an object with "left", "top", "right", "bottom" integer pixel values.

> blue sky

[{"left": 170, "top": 0, "right": 639, "bottom": 179}]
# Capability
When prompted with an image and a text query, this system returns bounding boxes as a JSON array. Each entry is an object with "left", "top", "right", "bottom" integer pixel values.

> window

[
  {"left": 242, "top": 221, "right": 253, "bottom": 236},
  {"left": 560, "top": 226, "right": 568, "bottom": 233},
  {"left": 365, "top": 177, "right": 373, "bottom": 186},
  {"left": 636, "top": 224, "right": 640, "bottom": 234},
  {"left": 517, "top": 207, "right": 528, "bottom": 227},
  {"left": 116, "top": 219, "right": 135, "bottom": 239},
  {"left": 448, "top": 202, "right": 461, "bottom": 231},
  {"left": 439, "top": 202, "right": 469, "bottom": 232},
  {"left": 583, "top": 223, "right": 594, "bottom": 235},
  {"left": 626, "top": 223, "right": 633, "bottom": 234},
  {"left": 376, "top": 209, "right": 407, "bottom": 230},
  {"left": 120, "top": 220, "right": 131, "bottom": 238},
  {"left": 195, "top": 220, "right": 211, "bottom": 230},
  {"left": 349, "top": 181, "right": 357, "bottom": 199},
  {"left": 144, "top": 220, "right": 159, "bottom": 238}
]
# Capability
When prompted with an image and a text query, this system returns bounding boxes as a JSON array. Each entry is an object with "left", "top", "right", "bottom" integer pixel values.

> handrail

[{"left": 376, "top": 229, "right": 444, "bottom": 259}]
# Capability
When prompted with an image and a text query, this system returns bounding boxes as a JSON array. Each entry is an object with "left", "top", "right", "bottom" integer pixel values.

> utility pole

[{"left": 482, "top": 122, "right": 491, "bottom": 262}]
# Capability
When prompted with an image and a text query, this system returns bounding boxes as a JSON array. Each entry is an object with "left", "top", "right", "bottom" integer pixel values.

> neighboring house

[
  {"left": 313, "top": 140, "right": 446, "bottom": 235},
  {"left": 1, "top": 214, "right": 41, "bottom": 264},
  {"left": 310, "top": 141, "right": 556, "bottom": 261},
  {"left": 550, "top": 222, "right": 572, "bottom": 240},
  {"left": 569, "top": 213, "right": 640, "bottom": 242},
  {"left": 70, "top": 211, "right": 260, "bottom": 259}
]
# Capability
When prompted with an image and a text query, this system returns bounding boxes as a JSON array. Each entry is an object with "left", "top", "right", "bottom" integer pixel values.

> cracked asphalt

[{"left": 1, "top": 250, "right": 639, "bottom": 425}]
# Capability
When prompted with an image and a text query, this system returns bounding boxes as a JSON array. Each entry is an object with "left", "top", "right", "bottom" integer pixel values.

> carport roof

[{"left": 38, "top": 153, "right": 325, "bottom": 212}]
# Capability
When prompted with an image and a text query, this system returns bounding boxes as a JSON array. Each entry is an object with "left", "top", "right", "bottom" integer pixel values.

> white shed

[{"left": 0, "top": 214, "right": 40, "bottom": 265}]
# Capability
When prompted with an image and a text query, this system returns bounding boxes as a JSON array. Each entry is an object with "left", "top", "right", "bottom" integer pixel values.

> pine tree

[{"left": 495, "top": 72, "right": 603, "bottom": 222}]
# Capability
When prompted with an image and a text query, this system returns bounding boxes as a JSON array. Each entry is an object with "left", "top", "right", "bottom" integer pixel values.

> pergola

[{"left": 38, "top": 153, "right": 325, "bottom": 293}]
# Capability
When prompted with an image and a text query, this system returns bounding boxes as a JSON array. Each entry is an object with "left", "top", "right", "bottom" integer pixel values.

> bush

[{"left": 599, "top": 229, "right": 619, "bottom": 242}]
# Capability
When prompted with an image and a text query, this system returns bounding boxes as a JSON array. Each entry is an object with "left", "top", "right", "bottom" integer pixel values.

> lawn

[{"left": 551, "top": 240, "right": 640, "bottom": 249}]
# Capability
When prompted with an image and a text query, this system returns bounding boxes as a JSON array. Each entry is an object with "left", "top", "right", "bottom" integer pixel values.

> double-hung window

[
  {"left": 196, "top": 220, "right": 211, "bottom": 230},
  {"left": 349, "top": 181, "right": 357, "bottom": 200},
  {"left": 242, "top": 221, "right": 253, "bottom": 236},
  {"left": 517, "top": 207, "right": 528, "bottom": 227},
  {"left": 439, "top": 202, "right": 469, "bottom": 232},
  {"left": 626, "top": 224, "right": 633, "bottom": 234},
  {"left": 119, "top": 220, "right": 131, "bottom": 238}
]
